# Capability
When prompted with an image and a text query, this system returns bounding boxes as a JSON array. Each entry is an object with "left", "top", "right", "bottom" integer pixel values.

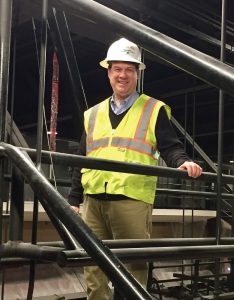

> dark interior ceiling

[{"left": 9, "top": 0, "right": 234, "bottom": 164}]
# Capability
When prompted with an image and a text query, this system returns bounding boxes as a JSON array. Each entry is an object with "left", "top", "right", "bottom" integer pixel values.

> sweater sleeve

[
  {"left": 156, "top": 107, "right": 191, "bottom": 168},
  {"left": 68, "top": 131, "right": 86, "bottom": 206}
]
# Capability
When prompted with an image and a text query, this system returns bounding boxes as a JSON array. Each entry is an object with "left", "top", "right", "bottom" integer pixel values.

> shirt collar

[{"left": 110, "top": 91, "right": 139, "bottom": 115}]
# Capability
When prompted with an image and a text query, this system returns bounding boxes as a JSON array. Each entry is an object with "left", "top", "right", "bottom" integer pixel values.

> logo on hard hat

[{"left": 121, "top": 46, "right": 135, "bottom": 55}]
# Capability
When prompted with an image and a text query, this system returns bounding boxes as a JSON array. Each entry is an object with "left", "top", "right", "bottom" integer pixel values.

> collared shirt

[{"left": 110, "top": 91, "right": 139, "bottom": 115}]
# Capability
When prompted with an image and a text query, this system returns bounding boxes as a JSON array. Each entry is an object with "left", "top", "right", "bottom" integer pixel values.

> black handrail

[
  {"left": 2, "top": 142, "right": 234, "bottom": 298},
  {"left": 4, "top": 172, "right": 234, "bottom": 201},
  {"left": 38, "top": 237, "right": 234, "bottom": 249},
  {"left": 58, "top": 244, "right": 234, "bottom": 267},
  {"left": 6, "top": 146, "right": 234, "bottom": 184},
  {"left": 1, "top": 146, "right": 234, "bottom": 185},
  {"left": 0, "top": 142, "right": 153, "bottom": 300}
]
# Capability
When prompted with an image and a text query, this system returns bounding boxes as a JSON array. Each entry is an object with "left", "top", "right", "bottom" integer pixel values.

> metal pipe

[
  {"left": 38, "top": 237, "right": 234, "bottom": 249},
  {"left": 161, "top": 83, "right": 210, "bottom": 99},
  {"left": 151, "top": 260, "right": 230, "bottom": 270},
  {"left": 170, "top": 0, "right": 234, "bottom": 36},
  {"left": 9, "top": 37, "right": 17, "bottom": 146},
  {"left": 35, "top": 0, "right": 48, "bottom": 171},
  {"left": 58, "top": 244, "right": 234, "bottom": 267},
  {"left": 0, "top": 10, "right": 13, "bottom": 299},
  {"left": 30, "top": 0, "right": 49, "bottom": 246},
  {"left": 4, "top": 172, "right": 234, "bottom": 200},
  {"left": 158, "top": 188, "right": 234, "bottom": 200},
  {"left": 104, "top": 237, "right": 234, "bottom": 248},
  {"left": 171, "top": 117, "right": 218, "bottom": 176},
  {"left": 1, "top": 146, "right": 234, "bottom": 184},
  {"left": 16, "top": 147, "right": 234, "bottom": 184},
  {"left": 216, "top": 0, "right": 227, "bottom": 246},
  {"left": 1, "top": 142, "right": 152, "bottom": 300},
  {"left": 50, "top": 0, "right": 234, "bottom": 96},
  {"left": 28, "top": 2, "right": 48, "bottom": 299},
  {"left": 0, "top": 241, "right": 59, "bottom": 261},
  {"left": 9, "top": 167, "right": 24, "bottom": 240},
  {"left": 214, "top": 0, "right": 227, "bottom": 295},
  {"left": 171, "top": 115, "right": 233, "bottom": 200},
  {"left": 1, "top": 147, "right": 234, "bottom": 204},
  {"left": 40, "top": 196, "right": 81, "bottom": 249},
  {"left": 106, "top": 0, "right": 233, "bottom": 51},
  {"left": 0, "top": 0, "right": 12, "bottom": 141}
]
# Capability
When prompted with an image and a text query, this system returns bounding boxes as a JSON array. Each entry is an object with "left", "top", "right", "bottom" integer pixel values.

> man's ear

[
  {"left": 137, "top": 69, "right": 140, "bottom": 79},
  {"left": 107, "top": 68, "right": 111, "bottom": 79}
]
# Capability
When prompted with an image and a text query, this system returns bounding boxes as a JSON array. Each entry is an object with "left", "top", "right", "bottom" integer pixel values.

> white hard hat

[{"left": 100, "top": 38, "right": 146, "bottom": 70}]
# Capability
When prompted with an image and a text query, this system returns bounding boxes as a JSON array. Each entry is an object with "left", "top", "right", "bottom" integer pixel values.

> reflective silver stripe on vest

[
  {"left": 111, "top": 137, "right": 154, "bottom": 156},
  {"left": 134, "top": 97, "right": 158, "bottom": 140},
  {"left": 86, "top": 104, "right": 100, "bottom": 144},
  {"left": 86, "top": 103, "right": 110, "bottom": 153},
  {"left": 87, "top": 137, "right": 109, "bottom": 153}
]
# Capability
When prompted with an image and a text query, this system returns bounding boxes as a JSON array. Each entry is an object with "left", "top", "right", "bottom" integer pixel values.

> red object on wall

[{"left": 49, "top": 51, "right": 59, "bottom": 152}]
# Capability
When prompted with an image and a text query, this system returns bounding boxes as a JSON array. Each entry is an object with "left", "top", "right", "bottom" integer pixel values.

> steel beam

[
  {"left": 0, "top": 0, "right": 13, "bottom": 252},
  {"left": 14, "top": 147, "right": 234, "bottom": 184},
  {"left": 50, "top": 0, "right": 234, "bottom": 96},
  {"left": 28, "top": 1, "right": 49, "bottom": 298},
  {"left": 58, "top": 244, "right": 234, "bottom": 267},
  {"left": 101, "top": 0, "right": 233, "bottom": 51},
  {"left": 9, "top": 167, "right": 24, "bottom": 240},
  {"left": 0, "top": 241, "right": 59, "bottom": 261},
  {"left": 1, "top": 146, "right": 234, "bottom": 184},
  {"left": 39, "top": 237, "right": 234, "bottom": 249},
  {"left": 0, "top": 0, "right": 12, "bottom": 141}
]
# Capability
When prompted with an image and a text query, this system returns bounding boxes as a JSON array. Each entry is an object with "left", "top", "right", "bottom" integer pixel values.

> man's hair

[{"left": 107, "top": 61, "right": 139, "bottom": 70}]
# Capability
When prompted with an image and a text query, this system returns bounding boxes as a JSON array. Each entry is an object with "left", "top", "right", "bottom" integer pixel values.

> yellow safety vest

[{"left": 81, "top": 94, "right": 171, "bottom": 204}]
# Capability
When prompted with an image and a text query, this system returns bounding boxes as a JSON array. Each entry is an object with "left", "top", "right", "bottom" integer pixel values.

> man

[{"left": 68, "top": 38, "right": 202, "bottom": 300}]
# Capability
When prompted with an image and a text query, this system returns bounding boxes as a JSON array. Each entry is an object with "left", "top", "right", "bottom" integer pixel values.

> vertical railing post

[
  {"left": 27, "top": 1, "right": 48, "bottom": 299},
  {"left": 0, "top": 0, "right": 13, "bottom": 241},
  {"left": 0, "top": 2, "right": 13, "bottom": 299},
  {"left": 230, "top": 166, "right": 234, "bottom": 290},
  {"left": 0, "top": 0, "right": 12, "bottom": 142},
  {"left": 9, "top": 167, "right": 24, "bottom": 240},
  {"left": 214, "top": 0, "right": 227, "bottom": 296}
]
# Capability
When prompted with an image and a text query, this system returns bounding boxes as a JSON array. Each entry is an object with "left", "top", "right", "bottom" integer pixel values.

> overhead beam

[
  {"left": 99, "top": 0, "right": 233, "bottom": 51},
  {"left": 50, "top": 0, "right": 234, "bottom": 96}
]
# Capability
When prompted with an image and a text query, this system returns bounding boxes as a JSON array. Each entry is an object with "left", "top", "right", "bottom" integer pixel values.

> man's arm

[
  {"left": 68, "top": 131, "right": 86, "bottom": 211},
  {"left": 156, "top": 107, "right": 202, "bottom": 178}
]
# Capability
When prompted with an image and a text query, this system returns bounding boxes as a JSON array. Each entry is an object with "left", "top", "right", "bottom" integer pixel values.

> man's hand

[
  {"left": 71, "top": 205, "right": 80, "bottom": 214},
  {"left": 177, "top": 161, "right": 203, "bottom": 178}
]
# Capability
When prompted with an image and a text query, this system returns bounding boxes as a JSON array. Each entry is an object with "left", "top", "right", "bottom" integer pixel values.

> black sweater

[{"left": 68, "top": 103, "right": 190, "bottom": 206}]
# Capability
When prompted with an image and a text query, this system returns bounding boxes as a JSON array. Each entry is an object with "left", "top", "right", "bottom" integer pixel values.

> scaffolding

[{"left": 1, "top": 0, "right": 234, "bottom": 299}]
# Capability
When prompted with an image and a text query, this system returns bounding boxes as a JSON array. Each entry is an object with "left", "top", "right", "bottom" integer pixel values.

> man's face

[{"left": 108, "top": 62, "right": 138, "bottom": 101}]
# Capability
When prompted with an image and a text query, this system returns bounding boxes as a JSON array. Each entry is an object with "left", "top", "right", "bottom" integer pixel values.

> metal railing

[{"left": 1, "top": 142, "right": 234, "bottom": 298}]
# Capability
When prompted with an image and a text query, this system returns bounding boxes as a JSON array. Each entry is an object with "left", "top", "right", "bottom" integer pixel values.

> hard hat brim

[{"left": 99, "top": 59, "right": 146, "bottom": 70}]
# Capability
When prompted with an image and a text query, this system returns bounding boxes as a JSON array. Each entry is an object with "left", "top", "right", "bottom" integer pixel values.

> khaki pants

[{"left": 82, "top": 195, "right": 152, "bottom": 300}]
